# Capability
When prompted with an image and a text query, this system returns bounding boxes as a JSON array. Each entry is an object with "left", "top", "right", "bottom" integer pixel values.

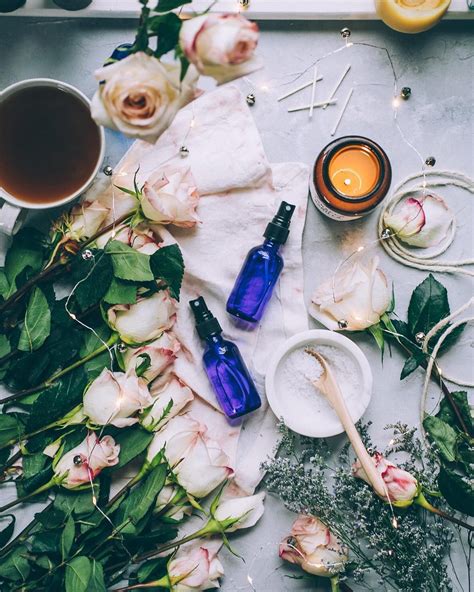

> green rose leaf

[
  {"left": 30, "top": 529, "right": 62, "bottom": 554},
  {"left": 149, "top": 12, "right": 183, "bottom": 57},
  {"left": 0, "top": 514, "right": 15, "bottom": 549},
  {"left": 155, "top": 0, "right": 192, "bottom": 12},
  {"left": 0, "top": 414, "right": 24, "bottom": 449},
  {"left": 18, "top": 287, "right": 51, "bottom": 352},
  {"left": 61, "top": 514, "right": 76, "bottom": 560},
  {"left": 0, "top": 270, "right": 9, "bottom": 299},
  {"left": 55, "top": 486, "right": 99, "bottom": 519},
  {"left": 112, "top": 427, "right": 154, "bottom": 471},
  {"left": 65, "top": 556, "right": 92, "bottom": 592},
  {"left": 0, "top": 545, "right": 31, "bottom": 581},
  {"left": 137, "top": 556, "right": 168, "bottom": 583},
  {"left": 103, "top": 277, "right": 138, "bottom": 305},
  {"left": 423, "top": 416, "right": 458, "bottom": 463},
  {"left": 23, "top": 452, "right": 48, "bottom": 479},
  {"left": 4, "top": 228, "right": 45, "bottom": 296},
  {"left": 438, "top": 466, "right": 474, "bottom": 516},
  {"left": 116, "top": 463, "right": 167, "bottom": 525},
  {"left": 88, "top": 560, "right": 106, "bottom": 592},
  {"left": 150, "top": 244, "right": 184, "bottom": 300},
  {"left": 436, "top": 391, "right": 474, "bottom": 433},
  {"left": 407, "top": 274, "right": 450, "bottom": 337},
  {"left": 0, "top": 334, "right": 10, "bottom": 358},
  {"left": 400, "top": 351, "right": 426, "bottom": 380},
  {"left": 106, "top": 240, "right": 154, "bottom": 282},
  {"left": 70, "top": 251, "right": 114, "bottom": 311}
]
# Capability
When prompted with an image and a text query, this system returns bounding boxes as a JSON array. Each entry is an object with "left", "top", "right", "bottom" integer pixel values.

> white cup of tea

[{"left": 0, "top": 78, "right": 105, "bottom": 235}]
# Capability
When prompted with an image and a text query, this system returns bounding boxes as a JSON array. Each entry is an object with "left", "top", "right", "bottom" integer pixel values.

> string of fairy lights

[{"left": 46, "top": 8, "right": 471, "bottom": 589}]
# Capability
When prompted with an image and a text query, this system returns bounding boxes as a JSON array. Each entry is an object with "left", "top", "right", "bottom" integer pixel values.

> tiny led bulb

[
  {"left": 69, "top": 313, "right": 77, "bottom": 320},
  {"left": 392, "top": 96, "right": 401, "bottom": 108},
  {"left": 392, "top": 517, "right": 398, "bottom": 528},
  {"left": 357, "top": 246, "right": 365, "bottom": 253}
]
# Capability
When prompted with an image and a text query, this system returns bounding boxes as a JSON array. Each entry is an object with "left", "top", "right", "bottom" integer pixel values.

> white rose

[
  {"left": 63, "top": 200, "right": 109, "bottom": 242},
  {"left": 279, "top": 514, "right": 348, "bottom": 577},
  {"left": 141, "top": 375, "right": 194, "bottom": 431},
  {"left": 180, "top": 14, "right": 262, "bottom": 84},
  {"left": 91, "top": 52, "right": 199, "bottom": 143},
  {"left": 123, "top": 332, "right": 180, "bottom": 383},
  {"left": 383, "top": 193, "right": 454, "bottom": 248},
  {"left": 107, "top": 291, "right": 177, "bottom": 345},
  {"left": 213, "top": 491, "right": 265, "bottom": 532},
  {"left": 141, "top": 166, "right": 200, "bottom": 228},
  {"left": 147, "top": 415, "right": 233, "bottom": 498},
  {"left": 311, "top": 256, "right": 391, "bottom": 331},
  {"left": 53, "top": 432, "right": 120, "bottom": 489},
  {"left": 168, "top": 539, "right": 224, "bottom": 592},
  {"left": 83, "top": 368, "right": 153, "bottom": 428}
]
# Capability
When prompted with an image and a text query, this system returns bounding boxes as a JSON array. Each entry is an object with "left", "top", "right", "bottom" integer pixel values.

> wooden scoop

[{"left": 305, "top": 348, "right": 387, "bottom": 498}]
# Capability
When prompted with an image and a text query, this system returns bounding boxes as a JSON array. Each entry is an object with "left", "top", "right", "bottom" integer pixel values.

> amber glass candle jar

[{"left": 310, "top": 136, "right": 392, "bottom": 221}]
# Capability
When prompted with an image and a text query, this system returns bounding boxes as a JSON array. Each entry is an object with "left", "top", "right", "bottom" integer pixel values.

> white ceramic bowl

[{"left": 265, "top": 330, "right": 373, "bottom": 438}]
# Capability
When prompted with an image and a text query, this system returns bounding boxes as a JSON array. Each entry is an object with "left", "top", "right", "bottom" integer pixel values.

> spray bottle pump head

[
  {"left": 263, "top": 201, "right": 296, "bottom": 244},
  {"left": 189, "top": 296, "right": 222, "bottom": 339}
]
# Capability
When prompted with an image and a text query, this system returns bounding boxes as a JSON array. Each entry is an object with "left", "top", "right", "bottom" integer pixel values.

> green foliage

[
  {"left": 0, "top": 545, "right": 31, "bottom": 581},
  {"left": 65, "top": 556, "right": 92, "bottom": 592},
  {"left": 103, "top": 278, "right": 138, "bottom": 305},
  {"left": 423, "top": 416, "right": 458, "bottom": 463},
  {"left": 155, "top": 0, "right": 191, "bottom": 11},
  {"left": 0, "top": 515, "right": 15, "bottom": 549},
  {"left": 70, "top": 251, "right": 114, "bottom": 311},
  {"left": 3, "top": 228, "right": 45, "bottom": 296},
  {"left": 150, "top": 244, "right": 184, "bottom": 300},
  {"left": 18, "top": 287, "right": 51, "bottom": 352},
  {"left": 438, "top": 466, "right": 474, "bottom": 517},
  {"left": 149, "top": 12, "right": 183, "bottom": 57},
  {"left": 437, "top": 391, "right": 473, "bottom": 433},
  {"left": 106, "top": 240, "right": 154, "bottom": 282},
  {"left": 407, "top": 274, "right": 450, "bottom": 336},
  {"left": 61, "top": 515, "right": 76, "bottom": 560},
  {"left": 115, "top": 464, "right": 167, "bottom": 526},
  {"left": 0, "top": 414, "right": 24, "bottom": 448},
  {"left": 112, "top": 427, "right": 154, "bottom": 470}
]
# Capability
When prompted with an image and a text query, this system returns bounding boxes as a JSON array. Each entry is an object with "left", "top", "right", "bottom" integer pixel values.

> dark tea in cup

[{"left": 0, "top": 82, "right": 103, "bottom": 205}]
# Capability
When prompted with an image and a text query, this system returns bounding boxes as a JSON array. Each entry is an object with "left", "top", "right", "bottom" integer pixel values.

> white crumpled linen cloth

[{"left": 106, "top": 86, "right": 309, "bottom": 494}]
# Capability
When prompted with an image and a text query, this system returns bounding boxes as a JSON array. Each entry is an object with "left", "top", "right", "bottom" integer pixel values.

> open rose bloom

[
  {"left": 168, "top": 539, "right": 224, "bottom": 592},
  {"left": 141, "top": 375, "right": 194, "bottom": 431},
  {"left": 123, "top": 332, "right": 181, "bottom": 383},
  {"left": 311, "top": 256, "right": 391, "bottom": 331},
  {"left": 280, "top": 515, "right": 348, "bottom": 577},
  {"left": 180, "top": 13, "right": 262, "bottom": 84},
  {"left": 96, "top": 223, "right": 164, "bottom": 255},
  {"left": 147, "top": 415, "right": 233, "bottom": 498},
  {"left": 83, "top": 368, "right": 153, "bottom": 428},
  {"left": 141, "top": 166, "right": 200, "bottom": 228},
  {"left": 383, "top": 193, "right": 454, "bottom": 248},
  {"left": 63, "top": 200, "right": 109, "bottom": 242},
  {"left": 107, "top": 290, "right": 177, "bottom": 345},
  {"left": 91, "top": 52, "right": 199, "bottom": 143},
  {"left": 53, "top": 432, "right": 120, "bottom": 489},
  {"left": 352, "top": 452, "right": 419, "bottom": 507}
]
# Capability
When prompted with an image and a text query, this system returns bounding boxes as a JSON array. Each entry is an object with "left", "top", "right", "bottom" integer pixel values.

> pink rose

[
  {"left": 123, "top": 332, "right": 180, "bottom": 383},
  {"left": 61, "top": 200, "right": 109, "bottom": 242},
  {"left": 279, "top": 515, "right": 348, "bottom": 577},
  {"left": 179, "top": 14, "right": 262, "bottom": 84},
  {"left": 141, "top": 375, "right": 194, "bottom": 431},
  {"left": 141, "top": 166, "right": 200, "bottom": 228},
  {"left": 96, "top": 224, "right": 164, "bottom": 255},
  {"left": 82, "top": 368, "right": 153, "bottom": 428},
  {"left": 168, "top": 539, "right": 224, "bottom": 592},
  {"left": 352, "top": 452, "right": 419, "bottom": 506},
  {"left": 53, "top": 432, "right": 120, "bottom": 489}
]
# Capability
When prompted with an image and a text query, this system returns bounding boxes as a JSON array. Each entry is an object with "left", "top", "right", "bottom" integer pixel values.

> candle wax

[
  {"left": 375, "top": 0, "right": 451, "bottom": 34},
  {"left": 328, "top": 144, "right": 381, "bottom": 198}
]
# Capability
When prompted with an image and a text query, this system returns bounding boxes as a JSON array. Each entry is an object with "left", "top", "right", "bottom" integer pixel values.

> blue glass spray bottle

[
  {"left": 190, "top": 297, "right": 261, "bottom": 419},
  {"left": 226, "top": 201, "right": 296, "bottom": 325}
]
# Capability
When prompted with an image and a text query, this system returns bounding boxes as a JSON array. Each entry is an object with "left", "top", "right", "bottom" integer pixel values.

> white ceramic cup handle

[{"left": 0, "top": 201, "right": 24, "bottom": 236}]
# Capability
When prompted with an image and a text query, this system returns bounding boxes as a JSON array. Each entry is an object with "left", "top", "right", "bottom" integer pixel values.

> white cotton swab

[
  {"left": 277, "top": 76, "right": 323, "bottom": 102},
  {"left": 323, "top": 64, "right": 351, "bottom": 110},
  {"left": 331, "top": 87, "right": 354, "bottom": 136},
  {"left": 308, "top": 65, "right": 318, "bottom": 120},
  {"left": 288, "top": 99, "right": 337, "bottom": 113}
]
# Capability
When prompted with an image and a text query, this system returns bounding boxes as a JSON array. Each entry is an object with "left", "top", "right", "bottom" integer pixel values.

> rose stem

[
  {"left": 0, "top": 449, "right": 22, "bottom": 475},
  {"left": 416, "top": 493, "right": 473, "bottom": 532},
  {"left": 0, "top": 212, "right": 132, "bottom": 316},
  {"left": 0, "top": 479, "right": 55, "bottom": 513},
  {"left": 0, "top": 502, "right": 52, "bottom": 558},
  {"left": 0, "top": 333, "right": 119, "bottom": 405},
  {"left": 383, "top": 327, "right": 472, "bottom": 437}
]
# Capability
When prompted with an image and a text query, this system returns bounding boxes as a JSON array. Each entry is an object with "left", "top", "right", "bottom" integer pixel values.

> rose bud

[
  {"left": 53, "top": 432, "right": 120, "bottom": 489},
  {"left": 352, "top": 452, "right": 419, "bottom": 507},
  {"left": 141, "top": 375, "right": 194, "bottom": 431},
  {"left": 107, "top": 290, "right": 177, "bottom": 345},
  {"left": 279, "top": 515, "right": 348, "bottom": 577},
  {"left": 83, "top": 368, "right": 153, "bottom": 428},
  {"left": 383, "top": 193, "right": 454, "bottom": 248},
  {"left": 212, "top": 491, "right": 266, "bottom": 532},
  {"left": 140, "top": 166, "right": 200, "bottom": 228},
  {"left": 167, "top": 539, "right": 224, "bottom": 592},
  {"left": 179, "top": 14, "right": 262, "bottom": 85},
  {"left": 91, "top": 52, "right": 199, "bottom": 144},
  {"left": 311, "top": 256, "right": 391, "bottom": 331},
  {"left": 147, "top": 415, "right": 233, "bottom": 498},
  {"left": 155, "top": 484, "right": 193, "bottom": 521},
  {"left": 61, "top": 200, "right": 109, "bottom": 242},
  {"left": 122, "top": 332, "right": 180, "bottom": 383}
]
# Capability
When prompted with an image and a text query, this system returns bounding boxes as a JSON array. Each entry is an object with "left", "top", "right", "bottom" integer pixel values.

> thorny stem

[{"left": 0, "top": 333, "right": 119, "bottom": 405}]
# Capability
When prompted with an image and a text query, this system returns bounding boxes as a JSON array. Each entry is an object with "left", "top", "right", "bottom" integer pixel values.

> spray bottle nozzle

[
  {"left": 264, "top": 201, "right": 296, "bottom": 244},
  {"left": 189, "top": 296, "right": 222, "bottom": 339}
]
